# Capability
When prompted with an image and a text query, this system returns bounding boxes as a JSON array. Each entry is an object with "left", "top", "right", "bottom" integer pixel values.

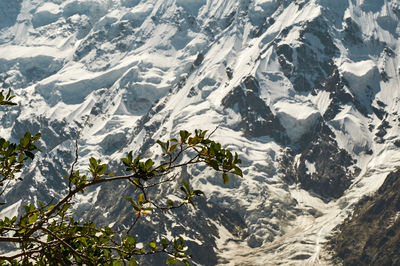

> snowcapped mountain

[{"left": 0, "top": 0, "right": 399, "bottom": 264}]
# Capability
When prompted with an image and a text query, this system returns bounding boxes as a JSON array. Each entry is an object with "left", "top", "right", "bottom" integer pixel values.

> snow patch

[
  {"left": 32, "top": 3, "right": 62, "bottom": 28},
  {"left": 0, "top": 200, "right": 22, "bottom": 219},
  {"left": 331, "top": 106, "right": 371, "bottom": 154},
  {"left": 340, "top": 60, "right": 378, "bottom": 83},
  {"left": 274, "top": 100, "right": 321, "bottom": 142},
  {"left": 305, "top": 160, "right": 316, "bottom": 175}
]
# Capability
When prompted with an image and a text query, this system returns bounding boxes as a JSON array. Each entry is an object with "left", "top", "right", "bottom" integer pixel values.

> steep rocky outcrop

[
  {"left": 330, "top": 169, "right": 400, "bottom": 265},
  {"left": 280, "top": 122, "right": 358, "bottom": 199},
  {"left": 222, "top": 76, "right": 288, "bottom": 142}
]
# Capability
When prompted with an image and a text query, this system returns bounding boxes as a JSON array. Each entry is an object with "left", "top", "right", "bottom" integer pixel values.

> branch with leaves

[
  {"left": 0, "top": 89, "right": 17, "bottom": 107},
  {"left": 0, "top": 91, "right": 243, "bottom": 266}
]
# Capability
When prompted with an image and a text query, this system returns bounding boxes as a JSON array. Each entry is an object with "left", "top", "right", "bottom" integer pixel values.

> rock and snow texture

[{"left": 0, "top": 0, "right": 400, "bottom": 264}]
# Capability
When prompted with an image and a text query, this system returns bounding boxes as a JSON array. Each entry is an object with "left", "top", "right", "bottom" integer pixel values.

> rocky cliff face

[
  {"left": 330, "top": 168, "right": 400, "bottom": 266},
  {"left": 0, "top": 0, "right": 399, "bottom": 264}
]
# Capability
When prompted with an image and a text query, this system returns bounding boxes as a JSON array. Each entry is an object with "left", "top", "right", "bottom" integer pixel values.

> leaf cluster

[
  {"left": 0, "top": 132, "right": 41, "bottom": 201},
  {"left": 0, "top": 89, "right": 17, "bottom": 106}
]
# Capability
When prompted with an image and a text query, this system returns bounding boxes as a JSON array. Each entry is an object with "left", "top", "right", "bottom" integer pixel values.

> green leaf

[
  {"left": 124, "top": 197, "right": 134, "bottom": 205},
  {"left": 61, "top": 203, "right": 71, "bottom": 213},
  {"left": 121, "top": 158, "right": 130, "bottom": 166},
  {"left": 97, "top": 164, "right": 107, "bottom": 175},
  {"left": 149, "top": 241, "right": 158, "bottom": 250},
  {"left": 180, "top": 186, "right": 187, "bottom": 196},
  {"left": 179, "top": 130, "right": 191, "bottom": 143},
  {"left": 222, "top": 173, "right": 229, "bottom": 185},
  {"left": 23, "top": 132, "right": 31, "bottom": 141},
  {"left": 133, "top": 155, "right": 141, "bottom": 165},
  {"left": 125, "top": 235, "right": 136, "bottom": 245},
  {"left": 233, "top": 166, "right": 243, "bottom": 177},
  {"left": 129, "top": 258, "right": 138, "bottom": 266},
  {"left": 157, "top": 140, "right": 167, "bottom": 152},
  {"left": 169, "top": 144, "right": 178, "bottom": 153},
  {"left": 28, "top": 213, "right": 38, "bottom": 224},
  {"left": 193, "top": 190, "right": 204, "bottom": 196},
  {"left": 208, "top": 160, "right": 219, "bottom": 171},
  {"left": 89, "top": 157, "right": 97, "bottom": 168},
  {"left": 25, "top": 151, "right": 34, "bottom": 160},
  {"left": 133, "top": 204, "right": 141, "bottom": 212},
  {"left": 144, "top": 159, "right": 154, "bottom": 171},
  {"left": 161, "top": 238, "right": 168, "bottom": 248},
  {"left": 137, "top": 193, "right": 144, "bottom": 205},
  {"left": 20, "top": 133, "right": 30, "bottom": 147},
  {"left": 166, "top": 257, "right": 177, "bottom": 264},
  {"left": 182, "top": 181, "right": 190, "bottom": 193},
  {"left": 33, "top": 133, "right": 41, "bottom": 141}
]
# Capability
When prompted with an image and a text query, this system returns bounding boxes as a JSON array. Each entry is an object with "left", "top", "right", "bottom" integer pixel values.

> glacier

[{"left": 0, "top": 0, "right": 399, "bottom": 264}]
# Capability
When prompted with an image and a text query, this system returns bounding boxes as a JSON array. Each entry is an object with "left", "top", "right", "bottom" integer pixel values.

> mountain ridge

[{"left": 0, "top": 0, "right": 399, "bottom": 264}]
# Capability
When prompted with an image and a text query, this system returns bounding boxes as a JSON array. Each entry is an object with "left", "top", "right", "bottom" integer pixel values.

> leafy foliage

[
  {"left": 0, "top": 90, "right": 242, "bottom": 265},
  {"left": 0, "top": 89, "right": 17, "bottom": 107}
]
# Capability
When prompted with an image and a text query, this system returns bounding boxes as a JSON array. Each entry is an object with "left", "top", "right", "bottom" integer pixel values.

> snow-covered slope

[{"left": 1, "top": 0, "right": 400, "bottom": 264}]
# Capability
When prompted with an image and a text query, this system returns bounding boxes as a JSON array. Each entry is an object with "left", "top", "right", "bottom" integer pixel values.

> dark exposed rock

[
  {"left": 187, "top": 86, "right": 198, "bottom": 97},
  {"left": 222, "top": 76, "right": 288, "bottom": 142},
  {"left": 276, "top": 18, "right": 339, "bottom": 92},
  {"left": 278, "top": 55, "right": 294, "bottom": 78},
  {"left": 253, "top": 17, "right": 275, "bottom": 37},
  {"left": 376, "top": 100, "right": 387, "bottom": 108},
  {"left": 320, "top": 68, "right": 369, "bottom": 119},
  {"left": 193, "top": 52, "right": 204, "bottom": 66},
  {"left": 280, "top": 122, "right": 357, "bottom": 199},
  {"left": 243, "top": 76, "right": 260, "bottom": 93},
  {"left": 380, "top": 69, "right": 390, "bottom": 82},
  {"left": 343, "top": 18, "right": 363, "bottom": 44},
  {"left": 292, "top": 73, "right": 312, "bottom": 92},
  {"left": 375, "top": 119, "right": 391, "bottom": 143},
  {"left": 394, "top": 139, "right": 400, "bottom": 147},
  {"left": 276, "top": 44, "right": 293, "bottom": 62},
  {"left": 378, "top": 119, "right": 390, "bottom": 130},
  {"left": 393, "top": 3, "right": 400, "bottom": 19},
  {"left": 384, "top": 46, "right": 395, "bottom": 57},
  {"left": 321, "top": 70, "right": 351, "bottom": 120},
  {"left": 226, "top": 67, "right": 233, "bottom": 79},
  {"left": 222, "top": 11, "right": 236, "bottom": 29},
  {"left": 329, "top": 169, "right": 400, "bottom": 266},
  {"left": 372, "top": 106, "right": 387, "bottom": 120}
]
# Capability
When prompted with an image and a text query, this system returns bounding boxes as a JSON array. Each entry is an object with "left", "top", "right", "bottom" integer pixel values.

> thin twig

[
  {"left": 207, "top": 126, "right": 219, "bottom": 138},
  {"left": 68, "top": 138, "right": 79, "bottom": 191},
  {"left": 126, "top": 214, "right": 141, "bottom": 235},
  {"left": 0, "top": 179, "right": 11, "bottom": 197},
  {"left": 142, "top": 173, "right": 179, "bottom": 189}
]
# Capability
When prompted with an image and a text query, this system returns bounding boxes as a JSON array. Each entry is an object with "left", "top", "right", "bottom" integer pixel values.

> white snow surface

[
  {"left": 274, "top": 100, "right": 320, "bottom": 142},
  {"left": 0, "top": 0, "right": 399, "bottom": 265}
]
